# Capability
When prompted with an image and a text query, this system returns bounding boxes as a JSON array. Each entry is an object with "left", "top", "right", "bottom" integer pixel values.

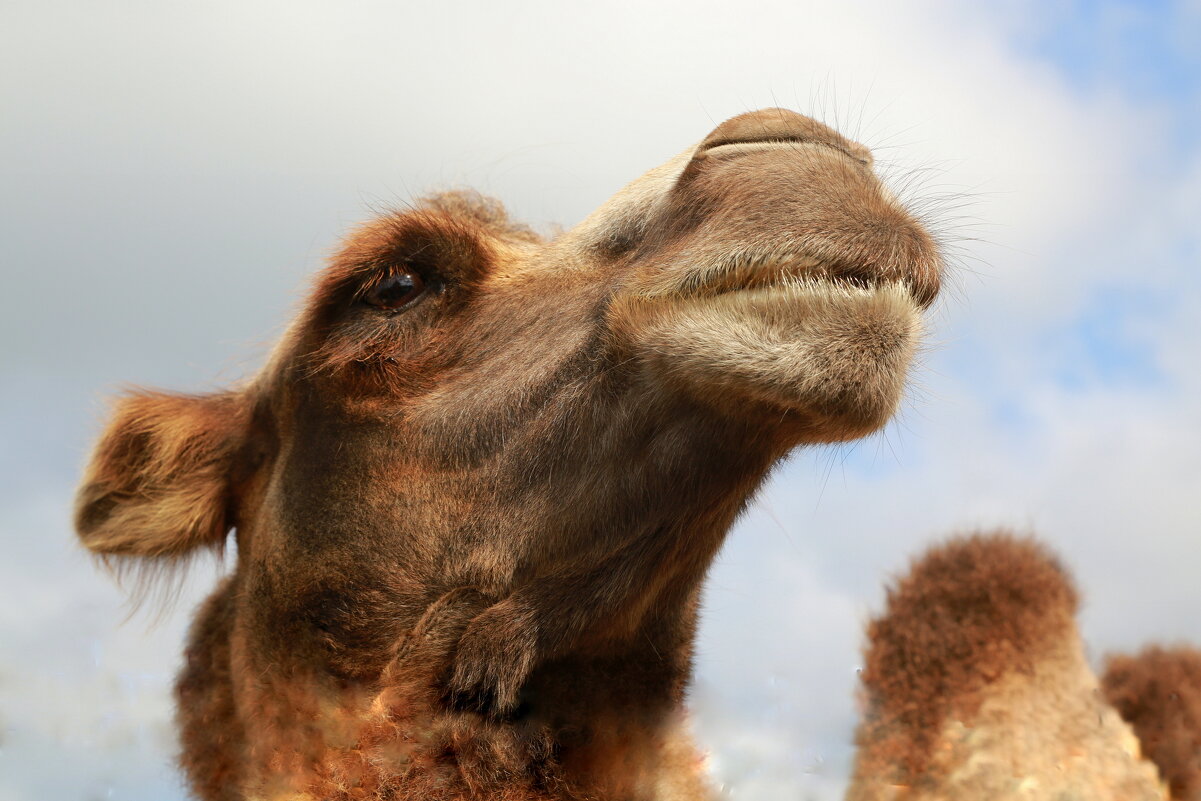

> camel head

[{"left": 73, "top": 108, "right": 942, "bottom": 800}]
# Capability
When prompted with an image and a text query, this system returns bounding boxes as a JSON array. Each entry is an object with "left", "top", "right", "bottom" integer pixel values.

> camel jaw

[{"left": 610, "top": 281, "right": 921, "bottom": 441}]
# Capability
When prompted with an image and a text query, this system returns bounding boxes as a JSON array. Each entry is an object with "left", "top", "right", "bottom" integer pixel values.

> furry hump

[
  {"left": 847, "top": 532, "right": 1167, "bottom": 801},
  {"left": 1103, "top": 646, "right": 1201, "bottom": 800},
  {"left": 856, "top": 532, "right": 1080, "bottom": 773}
]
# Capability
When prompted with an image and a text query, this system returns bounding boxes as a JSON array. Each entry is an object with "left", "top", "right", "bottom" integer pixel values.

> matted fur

[
  {"left": 847, "top": 533, "right": 1166, "bottom": 800},
  {"left": 1104, "top": 646, "right": 1201, "bottom": 800},
  {"left": 75, "top": 109, "right": 943, "bottom": 800}
]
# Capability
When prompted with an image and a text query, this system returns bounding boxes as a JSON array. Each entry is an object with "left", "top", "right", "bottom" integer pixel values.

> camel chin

[{"left": 613, "top": 280, "right": 921, "bottom": 440}]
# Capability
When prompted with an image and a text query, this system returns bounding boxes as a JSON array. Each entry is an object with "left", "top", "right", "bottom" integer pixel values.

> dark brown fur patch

[
  {"left": 176, "top": 577, "right": 246, "bottom": 801},
  {"left": 1103, "top": 646, "right": 1201, "bottom": 799},
  {"left": 858, "top": 532, "right": 1079, "bottom": 777}
]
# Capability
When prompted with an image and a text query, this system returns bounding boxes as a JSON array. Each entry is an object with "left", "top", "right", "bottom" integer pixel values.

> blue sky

[
  {"left": 1026, "top": 0, "right": 1199, "bottom": 387},
  {"left": 2, "top": 2, "right": 1199, "bottom": 799},
  {"left": 1027, "top": 0, "right": 1201, "bottom": 110}
]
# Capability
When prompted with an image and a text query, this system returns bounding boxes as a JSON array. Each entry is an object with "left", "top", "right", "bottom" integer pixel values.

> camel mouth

[{"left": 674, "top": 254, "right": 931, "bottom": 308}]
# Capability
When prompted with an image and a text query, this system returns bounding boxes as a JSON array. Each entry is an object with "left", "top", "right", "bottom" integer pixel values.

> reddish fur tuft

[
  {"left": 1103, "top": 646, "right": 1201, "bottom": 800},
  {"left": 419, "top": 190, "right": 543, "bottom": 243},
  {"left": 858, "top": 531, "right": 1079, "bottom": 775}
]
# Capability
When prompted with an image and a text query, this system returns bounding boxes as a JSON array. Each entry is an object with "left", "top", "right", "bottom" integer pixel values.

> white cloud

[{"left": 3, "top": 1, "right": 1199, "bottom": 799}]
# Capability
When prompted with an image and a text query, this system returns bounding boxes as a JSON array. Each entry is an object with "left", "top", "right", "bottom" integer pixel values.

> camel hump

[
  {"left": 1103, "top": 645, "right": 1201, "bottom": 800},
  {"left": 862, "top": 531, "right": 1079, "bottom": 711},
  {"left": 849, "top": 532, "right": 1167, "bottom": 800}
]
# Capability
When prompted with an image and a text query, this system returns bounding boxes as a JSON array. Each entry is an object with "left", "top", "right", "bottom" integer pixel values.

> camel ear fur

[{"left": 74, "top": 390, "right": 251, "bottom": 561}]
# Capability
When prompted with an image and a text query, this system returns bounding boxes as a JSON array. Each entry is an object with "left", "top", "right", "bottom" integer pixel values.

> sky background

[{"left": 2, "top": 1, "right": 1199, "bottom": 799}]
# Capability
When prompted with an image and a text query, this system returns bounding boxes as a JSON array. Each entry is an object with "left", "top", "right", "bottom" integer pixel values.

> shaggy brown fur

[
  {"left": 1104, "top": 646, "right": 1201, "bottom": 800},
  {"left": 75, "top": 108, "right": 941, "bottom": 800},
  {"left": 858, "top": 533, "right": 1079, "bottom": 776},
  {"left": 848, "top": 533, "right": 1166, "bottom": 800}
]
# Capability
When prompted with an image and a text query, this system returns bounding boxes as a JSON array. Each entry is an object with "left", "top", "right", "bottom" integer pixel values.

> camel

[
  {"left": 846, "top": 532, "right": 1169, "bottom": 800},
  {"left": 75, "top": 108, "right": 942, "bottom": 800}
]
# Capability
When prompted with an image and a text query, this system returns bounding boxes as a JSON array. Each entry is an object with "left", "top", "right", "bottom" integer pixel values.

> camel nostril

[{"left": 698, "top": 108, "right": 818, "bottom": 152}]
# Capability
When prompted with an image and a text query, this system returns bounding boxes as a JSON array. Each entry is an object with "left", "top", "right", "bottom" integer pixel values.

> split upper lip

[{"left": 698, "top": 136, "right": 870, "bottom": 165}]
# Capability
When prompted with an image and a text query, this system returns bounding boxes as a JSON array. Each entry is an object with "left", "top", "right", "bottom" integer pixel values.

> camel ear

[{"left": 75, "top": 390, "right": 250, "bottom": 561}]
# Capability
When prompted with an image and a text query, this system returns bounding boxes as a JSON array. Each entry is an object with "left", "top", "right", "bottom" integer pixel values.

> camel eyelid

[{"left": 351, "top": 260, "right": 435, "bottom": 300}]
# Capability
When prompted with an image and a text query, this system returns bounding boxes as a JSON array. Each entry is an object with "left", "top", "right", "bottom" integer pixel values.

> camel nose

[{"left": 697, "top": 108, "right": 872, "bottom": 164}]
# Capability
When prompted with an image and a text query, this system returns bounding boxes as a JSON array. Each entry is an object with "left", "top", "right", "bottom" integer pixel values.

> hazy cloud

[{"left": 2, "top": 1, "right": 1198, "bottom": 799}]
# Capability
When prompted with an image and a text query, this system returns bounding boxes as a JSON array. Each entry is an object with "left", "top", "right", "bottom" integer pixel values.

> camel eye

[{"left": 364, "top": 271, "right": 426, "bottom": 310}]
